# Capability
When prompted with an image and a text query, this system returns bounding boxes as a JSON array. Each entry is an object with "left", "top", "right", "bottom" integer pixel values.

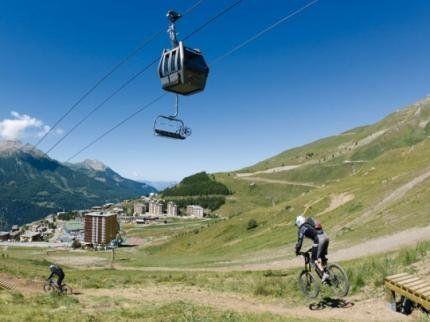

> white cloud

[{"left": 0, "top": 111, "right": 60, "bottom": 140}]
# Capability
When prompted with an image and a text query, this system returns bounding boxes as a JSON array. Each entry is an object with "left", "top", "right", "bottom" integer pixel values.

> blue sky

[{"left": 1, "top": 0, "right": 430, "bottom": 181}]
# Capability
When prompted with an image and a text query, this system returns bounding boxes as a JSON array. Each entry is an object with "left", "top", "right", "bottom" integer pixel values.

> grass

[
  {"left": 1, "top": 239, "right": 430, "bottom": 320},
  {"left": 0, "top": 293, "right": 316, "bottom": 322},
  {"left": 344, "top": 241, "right": 430, "bottom": 296}
]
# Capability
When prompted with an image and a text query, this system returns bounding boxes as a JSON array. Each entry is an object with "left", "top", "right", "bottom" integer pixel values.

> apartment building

[
  {"left": 84, "top": 212, "right": 118, "bottom": 245},
  {"left": 133, "top": 202, "right": 146, "bottom": 216},
  {"left": 148, "top": 200, "right": 164, "bottom": 216},
  {"left": 167, "top": 202, "right": 178, "bottom": 216},
  {"left": 186, "top": 205, "right": 204, "bottom": 218}
]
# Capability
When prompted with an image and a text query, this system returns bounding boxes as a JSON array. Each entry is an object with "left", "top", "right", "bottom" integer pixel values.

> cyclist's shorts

[{"left": 317, "top": 233, "right": 329, "bottom": 259}]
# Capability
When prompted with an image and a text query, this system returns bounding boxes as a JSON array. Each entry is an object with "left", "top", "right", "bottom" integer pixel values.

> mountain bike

[
  {"left": 298, "top": 248, "right": 349, "bottom": 298},
  {"left": 43, "top": 278, "right": 72, "bottom": 295}
]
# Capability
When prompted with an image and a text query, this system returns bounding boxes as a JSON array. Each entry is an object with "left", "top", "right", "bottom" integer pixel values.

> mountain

[
  {"left": 0, "top": 141, "right": 156, "bottom": 228},
  {"left": 145, "top": 96, "right": 430, "bottom": 261},
  {"left": 142, "top": 180, "right": 177, "bottom": 191}
]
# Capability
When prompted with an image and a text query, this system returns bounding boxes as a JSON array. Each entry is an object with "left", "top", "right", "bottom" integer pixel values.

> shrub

[{"left": 247, "top": 219, "right": 258, "bottom": 230}]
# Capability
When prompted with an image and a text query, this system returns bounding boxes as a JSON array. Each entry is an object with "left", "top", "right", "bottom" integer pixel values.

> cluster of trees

[
  {"left": 165, "top": 196, "right": 226, "bottom": 212},
  {"left": 162, "top": 172, "right": 230, "bottom": 196},
  {"left": 57, "top": 212, "right": 79, "bottom": 221}
]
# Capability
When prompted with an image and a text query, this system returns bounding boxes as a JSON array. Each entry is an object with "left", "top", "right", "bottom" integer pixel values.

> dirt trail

[
  {"left": 80, "top": 285, "right": 407, "bottom": 321},
  {"left": 115, "top": 225, "right": 430, "bottom": 273},
  {"left": 346, "top": 168, "right": 430, "bottom": 228},
  {"left": 320, "top": 193, "right": 355, "bottom": 215},
  {"left": 216, "top": 225, "right": 430, "bottom": 271},
  {"left": 237, "top": 176, "right": 321, "bottom": 188},
  {"left": 0, "top": 272, "right": 409, "bottom": 321},
  {"left": 0, "top": 273, "right": 40, "bottom": 295},
  {"left": 236, "top": 165, "right": 301, "bottom": 177}
]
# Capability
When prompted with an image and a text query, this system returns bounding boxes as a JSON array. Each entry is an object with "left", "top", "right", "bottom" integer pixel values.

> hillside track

[
  {"left": 345, "top": 168, "right": 430, "bottom": 229},
  {"left": 115, "top": 225, "right": 430, "bottom": 272},
  {"left": 236, "top": 176, "right": 321, "bottom": 188},
  {"left": 79, "top": 285, "right": 407, "bottom": 321}
]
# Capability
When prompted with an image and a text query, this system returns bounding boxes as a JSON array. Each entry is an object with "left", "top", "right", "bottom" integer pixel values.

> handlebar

[{"left": 298, "top": 248, "right": 313, "bottom": 256}]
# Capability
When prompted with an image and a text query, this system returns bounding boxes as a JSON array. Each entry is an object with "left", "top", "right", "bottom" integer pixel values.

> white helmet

[{"left": 295, "top": 215, "right": 306, "bottom": 227}]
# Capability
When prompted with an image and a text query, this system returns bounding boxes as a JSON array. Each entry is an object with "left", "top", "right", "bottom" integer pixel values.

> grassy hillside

[
  {"left": 130, "top": 97, "right": 430, "bottom": 267},
  {"left": 1, "top": 239, "right": 429, "bottom": 321},
  {"left": 3, "top": 98, "right": 430, "bottom": 321}
]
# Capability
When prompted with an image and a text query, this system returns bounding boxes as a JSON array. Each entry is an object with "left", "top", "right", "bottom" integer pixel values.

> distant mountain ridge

[
  {"left": 0, "top": 141, "right": 156, "bottom": 228},
  {"left": 142, "top": 180, "right": 177, "bottom": 191}
]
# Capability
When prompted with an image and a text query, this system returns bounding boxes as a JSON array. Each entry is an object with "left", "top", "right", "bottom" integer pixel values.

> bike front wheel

[
  {"left": 298, "top": 270, "right": 320, "bottom": 298},
  {"left": 327, "top": 263, "right": 349, "bottom": 297},
  {"left": 43, "top": 282, "right": 53, "bottom": 293}
]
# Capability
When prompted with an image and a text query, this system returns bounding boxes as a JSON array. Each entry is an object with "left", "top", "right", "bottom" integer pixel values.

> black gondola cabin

[{"left": 158, "top": 41, "right": 209, "bottom": 96}]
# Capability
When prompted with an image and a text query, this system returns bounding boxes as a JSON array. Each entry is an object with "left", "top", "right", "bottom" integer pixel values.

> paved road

[{"left": 0, "top": 241, "right": 68, "bottom": 248}]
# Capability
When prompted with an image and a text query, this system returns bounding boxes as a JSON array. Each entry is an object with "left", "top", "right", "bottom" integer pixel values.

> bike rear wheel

[
  {"left": 327, "top": 263, "right": 349, "bottom": 297},
  {"left": 298, "top": 270, "right": 320, "bottom": 298},
  {"left": 61, "top": 284, "right": 72, "bottom": 295}
]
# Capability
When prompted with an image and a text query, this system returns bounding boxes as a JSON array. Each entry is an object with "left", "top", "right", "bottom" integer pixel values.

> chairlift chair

[
  {"left": 153, "top": 115, "right": 191, "bottom": 140},
  {"left": 153, "top": 95, "right": 191, "bottom": 140}
]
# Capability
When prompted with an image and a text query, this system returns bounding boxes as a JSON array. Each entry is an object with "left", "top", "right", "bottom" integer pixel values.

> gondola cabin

[{"left": 158, "top": 41, "right": 209, "bottom": 96}]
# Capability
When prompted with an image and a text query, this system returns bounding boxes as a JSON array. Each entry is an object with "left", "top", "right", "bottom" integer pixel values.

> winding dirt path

[
  {"left": 79, "top": 285, "right": 407, "bottom": 321},
  {"left": 237, "top": 176, "right": 321, "bottom": 188},
  {"left": 113, "top": 224, "right": 430, "bottom": 273},
  {"left": 346, "top": 168, "right": 430, "bottom": 228},
  {"left": 236, "top": 165, "right": 301, "bottom": 177}
]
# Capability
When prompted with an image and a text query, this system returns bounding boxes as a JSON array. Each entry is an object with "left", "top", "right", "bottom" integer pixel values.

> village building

[
  {"left": 186, "top": 205, "right": 204, "bottom": 218},
  {"left": 149, "top": 200, "right": 164, "bottom": 216},
  {"left": 0, "top": 232, "right": 10, "bottom": 241},
  {"left": 167, "top": 202, "right": 178, "bottom": 216},
  {"left": 9, "top": 229, "right": 22, "bottom": 241},
  {"left": 103, "top": 202, "right": 114, "bottom": 208},
  {"left": 20, "top": 231, "right": 42, "bottom": 242},
  {"left": 133, "top": 202, "right": 146, "bottom": 216},
  {"left": 84, "top": 212, "right": 119, "bottom": 245},
  {"left": 112, "top": 207, "right": 124, "bottom": 216}
]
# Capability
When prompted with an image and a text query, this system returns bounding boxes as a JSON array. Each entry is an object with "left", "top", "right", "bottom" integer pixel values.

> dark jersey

[
  {"left": 295, "top": 223, "right": 319, "bottom": 253},
  {"left": 48, "top": 265, "right": 64, "bottom": 279}
]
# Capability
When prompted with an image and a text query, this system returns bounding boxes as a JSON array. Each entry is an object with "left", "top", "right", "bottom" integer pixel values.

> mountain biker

[
  {"left": 47, "top": 264, "right": 65, "bottom": 291},
  {"left": 295, "top": 215, "right": 330, "bottom": 282}
]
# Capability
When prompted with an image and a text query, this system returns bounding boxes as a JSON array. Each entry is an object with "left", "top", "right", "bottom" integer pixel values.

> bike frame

[{"left": 300, "top": 248, "right": 323, "bottom": 277}]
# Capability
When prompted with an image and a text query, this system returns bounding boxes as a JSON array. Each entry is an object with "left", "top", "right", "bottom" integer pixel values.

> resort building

[
  {"left": 149, "top": 200, "right": 164, "bottom": 216},
  {"left": 167, "top": 202, "right": 178, "bottom": 217},
  {"left": 134, "top": 203, "right": 146, "bottom": 216},
  {"left": 186, "top": 205, "right": 204, "bottom": 218},
  {"left": 84, "top": 212, "right": 119, "bottom": 245}
]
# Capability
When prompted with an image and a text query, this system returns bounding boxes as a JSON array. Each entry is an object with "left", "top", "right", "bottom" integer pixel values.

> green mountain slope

[
  {"left": 0, "top": 141, "right": 156, "bottom": 228},
  {"left": 162, "top": 172, "right": 230, "bottom": 196},
  {"left": 137, "top": 96, "right": 430, "bottom": 267},
  {"left": 160, "top": 172, "right": 231, "bottom": 212}
]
